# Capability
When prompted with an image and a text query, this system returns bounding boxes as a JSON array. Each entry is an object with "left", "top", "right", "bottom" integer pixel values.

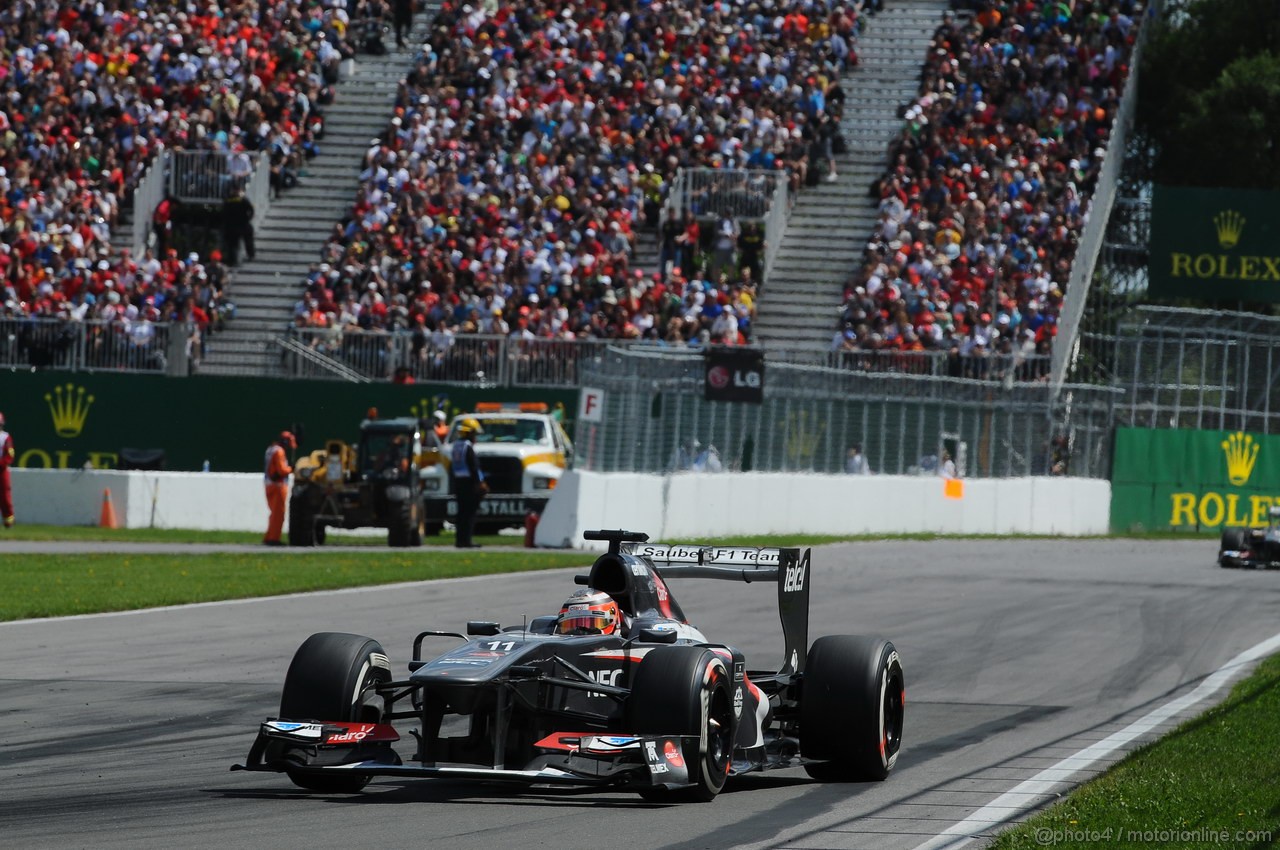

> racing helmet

[{"left": 556, "top": 588, "right": 620, "bottom": 635}]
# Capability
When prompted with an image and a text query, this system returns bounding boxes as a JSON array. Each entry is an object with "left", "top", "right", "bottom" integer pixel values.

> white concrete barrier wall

[
  {"left": 12, "top": 469, "right": 266, "bottom": 531},
  {"left": 12, "top": 468, "right": 1111, "bottom": 541},
  {"left": 537, "top": 471, "right": 1110, "bottom": 549}
]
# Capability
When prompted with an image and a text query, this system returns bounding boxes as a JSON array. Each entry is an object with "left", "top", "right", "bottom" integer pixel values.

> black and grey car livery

[
  {"left": 233, "top": 529, "right": 905, "bottom": 801},
  {"left": 1219, "top": 506, "right": 1280, "bottom": 568}
]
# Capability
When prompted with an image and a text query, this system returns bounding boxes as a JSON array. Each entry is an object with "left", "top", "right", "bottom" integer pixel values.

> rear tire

[
  {"left": 288, "top": 495, "right": 316, "bottom": 547},
  {"left": 801, "top": 635, "right": 904, "bottom": 782},
  {"left": 627, "top": 646, "right": 734, "bottom": 802},
  {"left": 279, "top": 632, "right": 391, "bottom": 793}
]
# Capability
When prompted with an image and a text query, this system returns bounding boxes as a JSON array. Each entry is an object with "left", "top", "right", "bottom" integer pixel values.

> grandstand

[{"left": 2, "top": 0, "right": 1143, "bottom": 395}]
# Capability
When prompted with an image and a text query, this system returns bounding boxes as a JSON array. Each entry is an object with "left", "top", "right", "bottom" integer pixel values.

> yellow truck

[{"left": 421, "top": 403, "right": 573, "bottom": 534}]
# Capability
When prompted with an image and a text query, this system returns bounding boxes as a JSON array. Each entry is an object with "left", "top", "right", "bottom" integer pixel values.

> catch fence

[
  {"left": 572, "top": 347, "right": 1117, "bottom": 478},
  {"left": 1110, "top": 306, "right": 1280, "bottom": 434}
]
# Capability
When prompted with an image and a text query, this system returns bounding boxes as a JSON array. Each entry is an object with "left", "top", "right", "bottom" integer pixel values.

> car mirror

[
  {"left": 528, "top": 615, "right": 559, "bottom": 634},
  {"left": 466, "top": 620, "right": 501, "bottom": 636},
  {"left": 638, "top": 627, "right": 678, "bottom": 644}
]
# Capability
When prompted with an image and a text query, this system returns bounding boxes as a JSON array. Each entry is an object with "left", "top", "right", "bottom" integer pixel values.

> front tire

[
  {"left": 801, "top": 635, "right": 904, "bottom": 782},
  {"left": 627, "top": 646, "right": 735, "bottom": 802},
  {"left": 279, "top": 632, "right": 391, "bottom": 792},
  {"left": 1220, "top": 528, "right": 1246, "bottom": 568}
]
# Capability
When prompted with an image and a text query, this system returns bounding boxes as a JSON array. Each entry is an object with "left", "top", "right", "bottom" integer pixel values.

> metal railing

[
  {"left": 276, "top": 333, "right": 374, "bottom": 383},
  {"left": 168, "top": 150, "right": 271, "bottom": 211},
  {"left": 0, "top": 318, "right": 177, "bottom": 374},
  {"left": 775, "top": 349, "right": 1053, "bottom": 383},
  {"left": 663, "top": 168, "right": 791, "bottom": 280},
  {"left": 280, "top": 327, "right": 1060, "bottom": 388}
]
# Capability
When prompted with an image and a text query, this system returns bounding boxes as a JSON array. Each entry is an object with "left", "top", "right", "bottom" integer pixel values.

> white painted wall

[
  {"left": 12, "top": 468, "right": 1112, "bottom": 543},
  {"left": 536, "top": 471, "right": 1111, "bottom": 549},
  {"left": 12, "top": 468, "right": 266, "bottom": 531}
]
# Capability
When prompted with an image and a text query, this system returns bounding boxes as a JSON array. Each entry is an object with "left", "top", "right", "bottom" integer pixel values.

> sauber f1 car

[
  {"left": 233, "top": 529, "right": 905, "bottom": 801},
  {"left": 1219, "top": 506, "right": 1280, "bottom": 568}
]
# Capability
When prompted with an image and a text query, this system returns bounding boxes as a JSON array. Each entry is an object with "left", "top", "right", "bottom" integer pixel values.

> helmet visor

[{"left": 557, "top": 611, "right": 615, "bottom": 634}]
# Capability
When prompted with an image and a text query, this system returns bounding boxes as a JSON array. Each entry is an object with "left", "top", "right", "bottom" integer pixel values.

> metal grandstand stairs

[
  {"left": 754, "top": 0, "right": 950, "bottom": 357},
  {"left": 199, "top": 11, "right": 437, "bottom": 377}
]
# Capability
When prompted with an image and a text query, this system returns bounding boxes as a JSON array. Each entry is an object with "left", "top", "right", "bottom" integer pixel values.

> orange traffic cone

[{"left": 99, "top": 488, "right": 118, "bottom": 529}]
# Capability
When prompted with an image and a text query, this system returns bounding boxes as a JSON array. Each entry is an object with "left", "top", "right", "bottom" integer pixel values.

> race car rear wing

[{"left": 617, "top": 539, "right": 812, "bottom": 677}]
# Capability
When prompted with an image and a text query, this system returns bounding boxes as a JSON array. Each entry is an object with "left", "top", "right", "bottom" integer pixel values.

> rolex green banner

[
  {"left": 1111, "top": 427, "right": 1280, "bottom": 531},
  {"left": 0, "top": 371, "right": 574, "bottom": 473},
  {"left": 1149, "top": 186, "right": 1280, "bottom": 301}
]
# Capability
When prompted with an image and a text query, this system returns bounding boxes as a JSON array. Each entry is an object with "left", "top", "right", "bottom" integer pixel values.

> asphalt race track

[{"left": 3, "top": 539, "right": 1279, "bottom": 850}]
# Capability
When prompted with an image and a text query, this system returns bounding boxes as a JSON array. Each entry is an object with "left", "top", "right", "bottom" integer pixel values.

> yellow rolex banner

[
  {"left": 1111, "top": 427, "right": 1280, "bottom": 531},
  {"left": 1149, "top": 186, "right": 1280, "bottom": 301}
]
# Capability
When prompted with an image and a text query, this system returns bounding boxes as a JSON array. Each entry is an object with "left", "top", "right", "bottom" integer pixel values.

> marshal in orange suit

[{"left": 263, "top": 431, "right": 296, "bottom": 546}]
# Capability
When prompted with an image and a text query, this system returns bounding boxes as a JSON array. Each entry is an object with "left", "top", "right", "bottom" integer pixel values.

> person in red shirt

[
  {"left": 0, "top": 412, "right": 14, "bottom": 527},
  {"left": 263, "top": 431, "right": 296, "bottom": 546}
]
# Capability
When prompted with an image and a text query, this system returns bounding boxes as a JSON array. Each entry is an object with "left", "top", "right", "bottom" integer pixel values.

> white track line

[{"left": 913, "top": 629, "right": 1280, "bottom": 850}]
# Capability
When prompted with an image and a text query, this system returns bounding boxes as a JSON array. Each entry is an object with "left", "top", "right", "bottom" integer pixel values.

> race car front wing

[{"left": 233, "top": 720, "right": 699, "bottom": 791}]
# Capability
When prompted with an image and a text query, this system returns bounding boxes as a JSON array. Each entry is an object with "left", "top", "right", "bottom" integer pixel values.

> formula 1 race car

[
  {"left": 1219, "top": 506, "right": 1280, "bottom": 568},
  {"left": 233, "top": 529, "right": 905, "bottom": 801}
]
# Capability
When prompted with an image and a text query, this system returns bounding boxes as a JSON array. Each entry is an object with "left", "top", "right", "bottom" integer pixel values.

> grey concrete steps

[
  {"left": 755, "top": 0, "right": 947, "bottom": 357},
  {"left": 200, "top": 12, "right": 438, "bottom": 376}
]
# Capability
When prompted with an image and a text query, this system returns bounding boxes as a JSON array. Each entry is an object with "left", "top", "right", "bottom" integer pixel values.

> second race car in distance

[
  {"left": 1219, "top": 505, "right": 1280, "bottom": 568},
  {"left": 234, "top": 529, "right": 905, "bottom": 801}
]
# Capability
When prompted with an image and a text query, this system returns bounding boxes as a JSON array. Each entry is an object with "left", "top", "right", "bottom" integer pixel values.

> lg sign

[{"left": 704, "top": 350, "right": 765, "bottom": 403}]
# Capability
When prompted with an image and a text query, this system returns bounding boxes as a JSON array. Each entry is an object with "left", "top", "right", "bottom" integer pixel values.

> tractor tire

[{"left": 288, "top": 495, "right": 317, "bottom": 547}]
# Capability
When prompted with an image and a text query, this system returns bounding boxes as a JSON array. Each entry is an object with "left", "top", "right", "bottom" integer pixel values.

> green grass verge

[
  {"left": 0, "top": 550, "right": 587, "bottom": 621},
  {"left": 0, "top": 524, "right": 527, "bottom": 546},
  {"left": 991, "top": 653, "right": 1280, "bottom": 850}
]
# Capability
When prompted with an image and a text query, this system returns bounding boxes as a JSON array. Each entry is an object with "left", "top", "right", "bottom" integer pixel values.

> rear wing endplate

[{"left": 621, "top": 541, "right": 811, "bottom": 676}]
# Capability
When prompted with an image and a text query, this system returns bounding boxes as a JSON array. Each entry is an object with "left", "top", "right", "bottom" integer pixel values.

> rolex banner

[
  {"left": 0, "top": 371, "right": 574, "bottom": 473},
  {"left": 1149, "top": 186, "right": 1280, "bottom": 302},
  {"left": 1111, "top": 427, "right": 1280, "bottom": 531}
]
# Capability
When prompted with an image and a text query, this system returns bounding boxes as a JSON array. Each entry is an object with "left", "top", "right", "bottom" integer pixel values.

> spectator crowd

[
  {"left": 2, "top": 0, "right": 1142, "bottom": 381},
  {"left": 831, "top": 0, "right": 1140, "bottom": 377},
  {"left": 0, "top": 0, "right": 377, "bottom": 367},
  {"left": 293, "top": 0, "right": 867, "bottom": 370}
]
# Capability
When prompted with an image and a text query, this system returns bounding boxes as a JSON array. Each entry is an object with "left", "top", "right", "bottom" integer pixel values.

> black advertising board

[
  {"left": 1149, "top": 185, "right": 1280, "bottom": 302},
  {"left": 704, "top": 348, "right": 765, "bottom": 403}
]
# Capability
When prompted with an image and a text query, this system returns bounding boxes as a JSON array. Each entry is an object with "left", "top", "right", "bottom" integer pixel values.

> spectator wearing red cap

[
  {"left": 0, "top": 412, "right": 14, "bottom": 527},
  {"left": 263, "top": 430, "right": 297, "bottom": 546}
]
